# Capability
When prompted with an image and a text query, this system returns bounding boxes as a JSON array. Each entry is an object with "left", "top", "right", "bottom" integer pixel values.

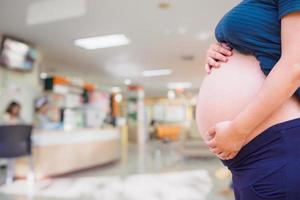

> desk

[{"left": 15, "top": 128, "right": 120, "bottom": 178}]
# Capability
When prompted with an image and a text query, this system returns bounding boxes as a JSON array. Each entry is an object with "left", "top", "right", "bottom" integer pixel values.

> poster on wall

[
  {"left": 89, "top": 91, "right": 110, "bottom": 113},
  {"left": 153, "top": 104, "right": 186, "bottom": 122},
  {"left": 153, "top": 104, "right": 164, "bottom": 121},
  {"left": 165, "top": 105, "right": 186, "bottom": 122}
]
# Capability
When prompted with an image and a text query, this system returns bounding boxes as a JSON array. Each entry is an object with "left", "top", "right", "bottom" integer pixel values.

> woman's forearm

[{"left": 232, "top": 58, "right": 300, "bottom": 136}]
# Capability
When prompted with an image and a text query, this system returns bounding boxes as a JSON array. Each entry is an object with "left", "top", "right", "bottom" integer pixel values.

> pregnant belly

[{"left": 196, "top": 50, "right": 300, "bottom": 143}]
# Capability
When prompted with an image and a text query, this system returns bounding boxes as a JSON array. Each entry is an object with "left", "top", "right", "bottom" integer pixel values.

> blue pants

[{"left": 222, "top": 118, "right": 300, "bottom": 200}]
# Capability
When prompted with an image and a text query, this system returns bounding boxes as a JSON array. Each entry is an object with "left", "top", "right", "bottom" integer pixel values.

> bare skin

[
  {"left": 198, "top": 12, "right": 300, "bottom": 160},
  {"left": 197, "top": 50, "right": 300, "bottom": 155}
]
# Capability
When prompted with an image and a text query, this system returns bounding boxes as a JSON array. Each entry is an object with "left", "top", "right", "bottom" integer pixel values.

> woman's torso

[
  {"left": 215, "top": 0, "right": 300, "bottom": 99},
  {"left": 1, "top": 113, "right": 23, "bottom": 125},
  {"left": 215, "top": 0, "right": 281, "bottom": 73},
  {"left": 197, "top": 0, "right": 300, "bottom": 143},
  {"left": 196, "top": 50, "right": 300, "bottom": 144}
]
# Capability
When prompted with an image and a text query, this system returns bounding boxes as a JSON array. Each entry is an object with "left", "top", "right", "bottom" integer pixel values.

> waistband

[{"left": 222, "top": 117, "right": 300, "bottom": 168}]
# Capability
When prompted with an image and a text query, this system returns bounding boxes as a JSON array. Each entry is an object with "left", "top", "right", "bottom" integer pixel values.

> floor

[{"left": 0, "top": 141, "right": 234, "bottom": 200}]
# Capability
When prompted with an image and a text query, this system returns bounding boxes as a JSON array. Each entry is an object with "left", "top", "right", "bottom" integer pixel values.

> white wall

[
  {"left": 0, "top": 34, "right": 44, "bottom": 123},
  {"left": 0, "top": 60, "right": 42, "bottom": 123}
]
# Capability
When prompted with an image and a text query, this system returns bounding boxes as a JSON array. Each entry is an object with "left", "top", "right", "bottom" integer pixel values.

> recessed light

[
  {"left": 124, "top": 79, "right": 132, "bottom": 85},
  {"left": 40, "top": 72, "right": 48, "bottom": 79},
  {"left": 167, "top": 90, "right": 176, "bottom": 99},
  {"left": 74, "top": 34, "right": 130, "bottom": 50},
  {"left": 142, "top": 69, "right": 172, "bottom": 77},
  {"left": 167, "top": 82, "right": 192, "bottom": 89},
  {"left": 181, "top": 55, "right": 195, "bottom": 61},
  {"left": 159, "top": 2, "right": 171, "bottom": 10}
]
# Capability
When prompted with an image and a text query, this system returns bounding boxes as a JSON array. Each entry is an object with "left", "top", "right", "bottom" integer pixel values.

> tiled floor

[{"left": 0, "top": 141, "right": 234, "bottom": 200}]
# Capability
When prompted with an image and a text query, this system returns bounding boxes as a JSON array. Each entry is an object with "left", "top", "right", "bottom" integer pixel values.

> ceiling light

[
  {"left": 74, "top": 34, "right": 130, "bottom": 50},
  {"left": 167, "top": 90, "right": 176, "bottom": 99},
  {"left": 181, "top": 55, "right": 195, "bottom": 61},
  {"left": 159, "top": 2, "right": 171, "bottom": 10},
  {"left": 167, "top": 82, "right": 192, "bottom": 89},
  {"left": 142, "top": 69, "right": 172, "bottom": 77},
  {"left": 124, "top": 79, "right": 132, "bottom": 85},
  {"left": 27, "top": 0, "right": 86, "bottom": 26},
  {"left": 111, "top": 87, "right": 121, "bottom": 93},
  {"left": 40, "top": 72, "right": 48, "bottom": 79},
  {"left": 105, "top": 63, "right": 139, "bottom": 77}
]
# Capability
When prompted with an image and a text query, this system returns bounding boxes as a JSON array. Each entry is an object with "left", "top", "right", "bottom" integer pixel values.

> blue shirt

[{"left": 215, "top": 0, "right": 300, "bottom": 99}]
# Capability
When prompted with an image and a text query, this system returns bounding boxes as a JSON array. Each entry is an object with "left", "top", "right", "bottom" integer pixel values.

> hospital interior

[{"left": 0, "top": 1, "right": 240, "bottom": 200}]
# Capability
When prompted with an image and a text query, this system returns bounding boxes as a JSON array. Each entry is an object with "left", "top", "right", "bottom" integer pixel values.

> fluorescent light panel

[
  {"left": 167, "top": 82, "right": 192, "bottom": 89},
  {"left": 75, "top": 34, "right": 130, "bottom": 50},
  {"left": 27, "top": 0, "right": 86, "bottom": 26},
  {"left": 142, "top": 69, "right": 172, "bottom": 77}
]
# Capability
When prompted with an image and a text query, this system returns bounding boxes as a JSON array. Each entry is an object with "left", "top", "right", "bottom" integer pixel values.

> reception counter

[{"left": 15, "top": 128, "right": 120, "bottom": 178}]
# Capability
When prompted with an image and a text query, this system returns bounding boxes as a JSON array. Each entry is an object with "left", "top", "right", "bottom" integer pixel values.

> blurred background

[{"left": 0, "top": 0, "right": 239, "bottom": 199}]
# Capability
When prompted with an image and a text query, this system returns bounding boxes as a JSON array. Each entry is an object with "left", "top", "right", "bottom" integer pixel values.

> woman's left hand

[{"left": 205, "top": 121, "right": 247, "bottom": 160}]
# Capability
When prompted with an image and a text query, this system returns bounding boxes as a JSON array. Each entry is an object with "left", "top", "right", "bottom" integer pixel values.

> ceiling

[{"left": 0, "top": 0, "right": 239, "bottom": 96}]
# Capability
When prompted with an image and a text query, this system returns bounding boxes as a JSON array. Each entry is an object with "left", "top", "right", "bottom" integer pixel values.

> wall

[{"left": 0, "top": 34, "right": 42, "bottom": 123}]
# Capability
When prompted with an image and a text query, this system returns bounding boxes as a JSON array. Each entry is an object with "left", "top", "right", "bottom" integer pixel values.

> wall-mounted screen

[{"left": 0, "top": 36, "right": 38, "bottom": 71}]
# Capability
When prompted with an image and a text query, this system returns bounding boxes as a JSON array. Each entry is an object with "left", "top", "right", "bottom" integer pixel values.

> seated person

[
  {"left": 149, "top": 119, "right": 159, "bottom": 139},
  {"left": 0, "top": 101, "right": 25, "bottom": 168},
  {"left": 34, "top": 97, "right": 62, "bottom": 130},
  {"left": 2, "top": 101, "right": 24, "bottom": 124}
]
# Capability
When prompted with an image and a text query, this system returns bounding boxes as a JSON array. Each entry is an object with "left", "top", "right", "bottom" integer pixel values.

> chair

[{"left": 0, "top": 125, "right": 34, "bottom": 185}]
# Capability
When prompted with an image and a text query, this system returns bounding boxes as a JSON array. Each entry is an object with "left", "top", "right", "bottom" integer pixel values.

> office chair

[{"left": 0, "top": 125, "right": 34, "bottom": 185}]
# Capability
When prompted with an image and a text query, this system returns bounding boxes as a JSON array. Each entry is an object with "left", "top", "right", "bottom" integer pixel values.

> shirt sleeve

[{"left": 278, "top": 0, "right": 300, "bottom": 19}]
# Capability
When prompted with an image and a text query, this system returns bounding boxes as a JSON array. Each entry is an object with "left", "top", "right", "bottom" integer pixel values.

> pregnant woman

[{"left": 196, "top": 1, "right": 300, "bottom": 199}]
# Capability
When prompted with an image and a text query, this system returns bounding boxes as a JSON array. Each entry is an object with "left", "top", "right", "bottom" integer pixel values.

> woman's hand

[
  {"left": 205, "top": 43, "right": 233, "bottom": 74},
  {"left": 205, "top": 121, "right": 247, "bottom": 160}
]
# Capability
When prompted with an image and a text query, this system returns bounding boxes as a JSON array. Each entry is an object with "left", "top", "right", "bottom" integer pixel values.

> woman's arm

[
  {"left": 232, "top": 12, "right": 300, "bottom": 135},
  {"left": 207, "top": 12, "right": 300, "bottom": 160}
]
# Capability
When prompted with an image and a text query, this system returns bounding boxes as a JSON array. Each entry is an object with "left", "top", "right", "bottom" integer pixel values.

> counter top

[{"left": 32, "top": 128, "right": 120, "bottom": 146}]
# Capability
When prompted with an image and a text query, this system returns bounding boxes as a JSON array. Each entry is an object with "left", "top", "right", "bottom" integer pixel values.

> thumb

[
  {"left": 206, "top": 126, "right": 216, "bottom": 140},
  {"left": 205, "top": 64, "right": 211, "bottom": 74}
]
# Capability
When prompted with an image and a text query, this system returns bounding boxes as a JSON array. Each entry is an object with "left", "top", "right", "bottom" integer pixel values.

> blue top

[{"left": 215, "top": 0, "right": 300, "bottom": 99}]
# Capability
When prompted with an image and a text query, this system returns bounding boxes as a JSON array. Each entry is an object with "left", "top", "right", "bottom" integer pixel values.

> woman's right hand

[{"left": 205, "top": 42, "right": 233, "bottom": 74}]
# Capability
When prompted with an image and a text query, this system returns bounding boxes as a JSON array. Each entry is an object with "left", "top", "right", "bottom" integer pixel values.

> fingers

[
  {"left": 206, "top": 139, "right": 217, "bottom": 148},
  {"left": 205, "top": 64, "right": 211, "bottom": 74},
  {"left": 220, "top": 43, "right": 233, "bottom": 51},
  {"left": 207, "top": 57, "right": 220, "bottom": 68},
  {"left": 206, "top": 126, "right": 216, "bottom": 140},
  {"left": 210, "top": 147, "right": 221, "bottom": 155},
  {"left": 209, "top": 147, "right": 226, "bottom": 159},
  {"left": 221, "top": 152, "right": 238, "bottom": 160},
  {"left": 205, "top": 42, "right": 232, "bottom": 74},
  {"left": 213, "top": 43, "right": 232, "bottom": 56},
  {"left": 208, "top": 146, "right": 237, "bottom": 160},
  {"left": 218, "top": 152, "right": 231, "bottom": 160},
  {"left": 228, "top": 152, "right": 238, "bottom": 159},
  {"left": 207, "top": 50, "right": 228, "bottom": 63}
]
